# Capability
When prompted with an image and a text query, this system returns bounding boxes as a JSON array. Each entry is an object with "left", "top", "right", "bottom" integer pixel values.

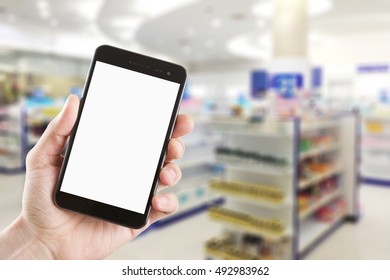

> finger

[
  {"left": 31, "top": 94, "right": 80, "bottom": 158},
  {"left": 165, "top": 138, "right": 184, "bottom": 161},
  {"left": 129, "top": 193, "right": 179, "bottom": 238},
  {"left": 159, "top": 162, "right": 182, "bottom": 187},
  {"left": 172, "top": 114, "right": 194, "bottom": 138},
  {"left": 149, "top": 193, "right": 179, "bottom": 223}
]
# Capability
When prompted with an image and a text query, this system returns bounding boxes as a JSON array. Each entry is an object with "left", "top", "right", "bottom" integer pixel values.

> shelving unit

[
  {"left": 156, "top": 117, "right": 223, "bottom": 227},
  {"left": 205, "top": 115, "right": 359, "bottom": 260},
  {"left": 205, "top": 119, "right": 297, "bottom": 260},
  {"left": 25, "top": 98, "right": 63, "bottom": 149},
  {"left": 298, "top": 115, "right": 359, "bottom": 257},
  {"left": 0, "top": 103, "right": 27, "bottom": 173},
  {"left": 361, "top": 116, "right": 390, "bottom": 186}
]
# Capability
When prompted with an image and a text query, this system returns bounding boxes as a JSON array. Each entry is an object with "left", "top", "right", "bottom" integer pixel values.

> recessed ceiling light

[
  {"left": 227, "top": 34, "right": 271, "bottom": 60},
  {"left": 37, "top": 0, "right": 50, "bottom": 19},
  {"left": 39, "top": 9, "right": 50, "bottom": 19},
  {"left": 111, "top": 17, "right": 143, "bottom": 29},
  {"left": 211, "top": 18, "right": 222, "bottom": 28},
  {"left": 253, "top": 0, "right": 333, "bottom": 17},
  {"left": 37, "top": 0, "right": 48, "bottom": 10}
]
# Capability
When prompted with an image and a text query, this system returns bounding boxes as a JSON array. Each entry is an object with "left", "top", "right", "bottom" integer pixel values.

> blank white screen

[{"left": 61, "top": 61, "right": 180, "bottom": 214}]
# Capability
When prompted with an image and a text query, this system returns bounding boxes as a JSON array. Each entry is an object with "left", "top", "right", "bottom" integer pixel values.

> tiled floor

[{"left": 1, "top": 174, "right": 390, "bottom": 259}]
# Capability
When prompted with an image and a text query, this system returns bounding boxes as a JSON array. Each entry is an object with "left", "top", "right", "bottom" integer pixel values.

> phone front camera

[{"left": 167, "top": 72, "right": 171, "bottom": 76}]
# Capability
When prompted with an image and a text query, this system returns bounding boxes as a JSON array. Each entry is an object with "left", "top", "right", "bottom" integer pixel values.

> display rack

[
  {"left": 0, "top": 103, "right": 27, "bottom": 173},
  {"left": 361, "top": 116, "right": 390, "bottom": 186},
  {"left": 204, "top": 114, "right": 359, "bottom": 259},
  {"left": 24, "top": 96, "right": 65, "bottom": 150},
  {"left": 156, "top": 117, "right": 223, "bottom": 227}
]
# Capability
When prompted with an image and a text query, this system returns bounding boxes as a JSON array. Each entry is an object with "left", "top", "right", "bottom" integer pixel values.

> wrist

[{"left": 0, "top": 216, "right": 54, "bottom": 259}]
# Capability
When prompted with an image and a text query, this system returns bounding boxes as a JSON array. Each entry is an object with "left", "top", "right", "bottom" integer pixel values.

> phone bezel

[{"left": 54, "top": 45, "right": 187, "bottom": 229}]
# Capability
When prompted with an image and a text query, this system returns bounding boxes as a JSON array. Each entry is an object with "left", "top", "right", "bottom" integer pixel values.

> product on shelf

[
  {"left": 205, "top": 237, "right": 259, "bottom": 260},
  {"left": 0, "top": 104, "right": 25, "bottom": 171},
  {"left": 365, "top": 121, "right": 385, "bottom": 134},
  {"left": 298, "top": 176, "right": 339, "bottom": 212},
  {"left": 300, "top": 134, "right": 337, "bottom": 153},
  {"left": 315, "top": 198, "right": 346, "bottom": 223},
  {"left": 299, "top": 155, "right": 338, "bottom": 182},
  {"left": 215, "top": 146, "right": 288, "bottom": 168},
  {"left": 205, "top": 231, "right": 290, "bottom": 260},
  {"left": 208, "top": 206, "right": 285, "bottom": 235},
  {"left": 209, "top": 179, "right": 284, "bottom": 203}
]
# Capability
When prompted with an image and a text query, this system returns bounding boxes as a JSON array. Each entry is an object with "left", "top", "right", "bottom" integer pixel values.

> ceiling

[{"left": 0, "top": 0, "right": 390, "bottom": 65}]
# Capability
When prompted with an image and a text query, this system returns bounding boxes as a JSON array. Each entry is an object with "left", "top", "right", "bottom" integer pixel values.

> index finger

[{"left": 172, "top": 114, "right": 194, "bottom": 138}]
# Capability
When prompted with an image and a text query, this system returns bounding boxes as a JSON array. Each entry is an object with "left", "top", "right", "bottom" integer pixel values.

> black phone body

[{"left": 54, "top": 45, "right": 187, "bottom": 228}]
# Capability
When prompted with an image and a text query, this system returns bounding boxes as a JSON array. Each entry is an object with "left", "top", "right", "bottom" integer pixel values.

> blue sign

[
  {"left": 312, "top": 67, "right": 322, "bottom": 89},
  {"left": 251, "top": 70, "right": 268, "bottom": 99},
  {"left": 271, "top": 73, "right": 303, "bottom": 99}
]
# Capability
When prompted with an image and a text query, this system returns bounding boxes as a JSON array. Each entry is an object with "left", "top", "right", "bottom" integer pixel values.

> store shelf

[
  {"left": 0, "top": 103, "right": 26, "bottom": 173},
  {"left": 361, "top": 171, "right": 390, "bottom": 181},
  {"left": 180, "top": 172, "right": 216, "bottom": 186},
  {"left": 362, "top": 145, "right": 390, "bottom": 153},
  {"left": 206, "top": 114, "right": 358, "bottom": 259},
  {"left": 299, "top": 166, "right": 341, "bottom": 190},
  {"left": 299, "top": 191, "right": 342, "bottom": 220},
  {"left": 364, "top": 116, "right": 390, "bottom": 123},
  {"left": 299, "top": 216, "right": 344, "bottom": 254},
  {"left": 214, "top": 129, "right": 292, "bottom": 138},
  {"left": 301, "top": 120, "right": 338, "bottom": 134},
  {"left": 213, "top": 221, "right": 291, "bottom": 242},
  {"left": 211, "top": 188, "right": 291, "bottom": 209},
  {"left": 209, "top": 179, "right": 288, "bottom": 208},
  {"left": 205, "top": 238, "right": 261, "bottom": 260},
  {"left": 211, "top": 120, "right": 292, "bottom": 138},
  {"left": 208, "top": 207, "right": 288, "bottom": 241},
  {"left": 184, "top": 135, "right": 222, "bottom": 148},
  {"left": 300, "top": 144, "right": 340, "bottom": 160},
  {"left": 178, "top": 158, "right": 214, "bottom": 169},
  {"left": 218, "top": 162, "right": 293, "bottom": 176},
  {"left": 363, "top": 132, "right": 390, "bottom": 138}
]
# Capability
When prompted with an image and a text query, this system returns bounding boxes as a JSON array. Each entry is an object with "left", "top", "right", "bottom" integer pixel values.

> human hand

[{"left": 0, "top": 94, "right": 194, "bottom": 259}]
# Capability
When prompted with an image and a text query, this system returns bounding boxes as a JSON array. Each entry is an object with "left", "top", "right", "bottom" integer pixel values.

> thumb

[{"left": 31, "top": 94, "right": 80, "bottom": 160}]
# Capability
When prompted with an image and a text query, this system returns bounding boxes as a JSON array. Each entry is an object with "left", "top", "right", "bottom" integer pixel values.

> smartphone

[{"left": 54, "top": 45, "right": 187, "bottom": 228}]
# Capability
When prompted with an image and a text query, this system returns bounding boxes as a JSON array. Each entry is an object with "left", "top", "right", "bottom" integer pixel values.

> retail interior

[{"left": 1, "top": 0, "right": 390, "bottom": 260}]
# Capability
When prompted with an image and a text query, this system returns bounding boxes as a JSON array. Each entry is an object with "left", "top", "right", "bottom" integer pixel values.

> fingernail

[
  {"left": 165, "top": 167, "right": 177, "bottom": 182},
  {"left": 177, "top": 139, "right": 185, "bottom": 153}
]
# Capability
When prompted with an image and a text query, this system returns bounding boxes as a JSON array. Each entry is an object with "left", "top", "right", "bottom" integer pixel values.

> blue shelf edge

[
  {"left": 0, "top": 167, "right": 26, "bottom": 174},
  {"left": 362, "top": 177, "right": 390, "bottom": 187},
  {"left": 153, "top": 197, "right": 225, "bottom": 229}
]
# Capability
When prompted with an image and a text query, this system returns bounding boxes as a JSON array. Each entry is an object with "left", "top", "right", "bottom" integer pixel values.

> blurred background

[{"left": 1, "top": 0, "right": 390, "bottom": 259}]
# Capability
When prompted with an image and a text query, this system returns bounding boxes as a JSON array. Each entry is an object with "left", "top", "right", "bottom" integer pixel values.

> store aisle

[{"left": 1, "top": 174, "right": 390, "bottom": 259}]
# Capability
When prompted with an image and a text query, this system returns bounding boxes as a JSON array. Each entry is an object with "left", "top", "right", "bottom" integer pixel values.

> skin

[{"left": 0, "top": 94, "right": 194, "bottom": 259}]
